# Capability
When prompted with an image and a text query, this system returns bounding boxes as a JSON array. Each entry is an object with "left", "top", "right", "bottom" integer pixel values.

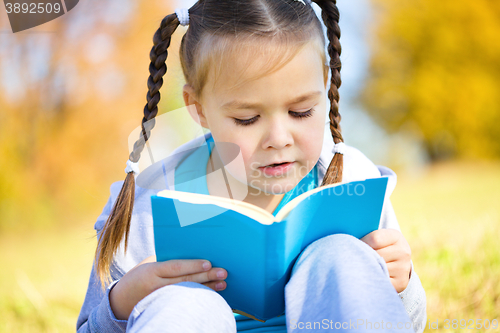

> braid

[
  {"left": 130, "top": 14, "right": 180, "bottom": 162},
  {"left": 313, "top": 0, "right": 344, "bottom": 186},
  {"left": 94, "top": 13, "right": 181, "bottom": 290}
]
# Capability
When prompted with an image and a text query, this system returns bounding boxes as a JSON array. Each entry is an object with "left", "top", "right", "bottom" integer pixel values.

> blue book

[{"left": 151, "top": 176, "right": 389, "bottom": 322}]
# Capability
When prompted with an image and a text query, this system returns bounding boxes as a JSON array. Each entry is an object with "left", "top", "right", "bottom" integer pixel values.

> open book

[{"left": 151, "top": 176, "right": 389, "bottom": 322}]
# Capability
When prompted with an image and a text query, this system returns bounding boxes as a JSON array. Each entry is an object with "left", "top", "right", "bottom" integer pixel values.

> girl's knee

[
  {"left": 128, "top": 282, "right": 236, "bottom": 332},
  {"left": 310, "top": 233, "right": 361, "bottom": 250},
  {"left": 154, "top": 281, "right": 228, "bottom": 305},
  {"left": 133, "top": 281, "right": 233, "bottom": 318},
  {"left": 291, "top": 233, "right": 385, "bottom": 275},
  {"left": 301, "top": 233, "right": 373, "bottom": 259}
]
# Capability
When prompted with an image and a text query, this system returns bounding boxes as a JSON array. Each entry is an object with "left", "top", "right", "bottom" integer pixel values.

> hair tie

[
  {"left": 295, "top": 0, "right": 312, "bottom": 5},
  {"left": 175, "top": 8, "right": 190, "bottom": 26},
  {"left": 125, "top": 159, "right": 140, "bottom": 174},
  {"left": 333, "top": 142, "right": 346, "bottom": 155}
]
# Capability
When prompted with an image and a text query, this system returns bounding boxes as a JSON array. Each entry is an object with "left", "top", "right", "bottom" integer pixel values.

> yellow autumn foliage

[
  {"left": 362, "top": 0, "right": 500, "bottom": 160},
  {"left": 0, "top": 1, "right": 185, "bottom": 231}
]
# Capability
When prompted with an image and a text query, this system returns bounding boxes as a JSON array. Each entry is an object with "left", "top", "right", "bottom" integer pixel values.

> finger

[
  {"left": 377, "top": 239, "right": 411, "bottom": 263},
  {"left": 385, "top": 261, "right": 410, "bottom": 279},
  {"left": 163, "top": 267, "right": 227, "bottom": 287},
  {"left": 390, "top": 276, "right": 408, "bottom": 293},
  {"left": 361, "top": 229, "right": 400, "bottom": 250},
  {"left": 202, "top": 280, "right": 227, "bottom": 292},
  {"left": 374, "top": 245, "right": 401, "bottom": 263},
  {"left": 154, "top": 259, "right": 212, "bottom": 278}
]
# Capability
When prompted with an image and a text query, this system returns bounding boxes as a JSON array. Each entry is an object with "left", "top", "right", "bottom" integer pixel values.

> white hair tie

[
  {"left": 295, "top": 0, "right": 312, "bottom": 5},
  {"left": 125, "top": 159, "right": 140, "bottom": 175},
  {"left": 175, "top": 8, "right": 190, "bottom": 26},
  {"left": 333, "top": 142, "right": 346, "bottom": 155}
]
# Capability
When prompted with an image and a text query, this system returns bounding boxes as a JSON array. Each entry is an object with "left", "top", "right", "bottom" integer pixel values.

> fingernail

[
  {"left": 217, "top": 270, "right": 225, "bottom": 278},
  {"left": 216, "top": 282, "right": 224, "bottom": 290},
  {"left": 203, "top": 262, "right": 211, "bottom": 270}
]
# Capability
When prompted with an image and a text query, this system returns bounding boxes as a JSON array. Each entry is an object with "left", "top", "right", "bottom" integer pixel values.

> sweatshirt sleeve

[
  {"left": 76, "top": 182, "right": 129, "bottom": 332},
  {"left": 398, "top": 261, "right": 427, "bottom": 333},
  {"left": 377, "top": 166, "right": 427, "bottom": 333},
  {"left": 76, "top": 265, "right": 127, "bottom": 333}
]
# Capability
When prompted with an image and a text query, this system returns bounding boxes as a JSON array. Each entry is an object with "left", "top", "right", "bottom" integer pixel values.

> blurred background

[{"left": 0, "top": 0, "right": 498, "bottom": 331}]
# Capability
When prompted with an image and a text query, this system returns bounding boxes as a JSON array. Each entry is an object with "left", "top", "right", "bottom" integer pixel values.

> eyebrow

[{"left": 221, "top": 91, "right": 323, "bottom": 111}]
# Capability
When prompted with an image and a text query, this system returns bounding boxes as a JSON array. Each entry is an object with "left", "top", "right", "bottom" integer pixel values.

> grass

[
  {"left": 0, "top": 160, "right": 499, "bottom": 332},
  {"left": 0, "top": 225, "right": 97, "bottom": 332},
  {"left": 392, "top": 160, "right": 500, "bottom": 332}
]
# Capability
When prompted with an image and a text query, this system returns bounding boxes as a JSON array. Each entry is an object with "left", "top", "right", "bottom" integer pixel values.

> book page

[
  {"left": 157, "top": 190, "right": 278, "bottom": 225},
  {"left": 274, "top": 179, "right": 367, "bottom": 221}
]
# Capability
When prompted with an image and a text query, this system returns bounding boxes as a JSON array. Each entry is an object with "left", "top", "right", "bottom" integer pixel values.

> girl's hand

[
  {"left": 109, "top": 256, "right": 227, "bottom": 320},
  {"left": 360, "top": 229, "right": 412, "bottom": 293}
]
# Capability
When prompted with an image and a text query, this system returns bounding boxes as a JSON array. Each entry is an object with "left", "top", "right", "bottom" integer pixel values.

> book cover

[{"left": 151, "top": 176, "right": 389, "bottom": 321}]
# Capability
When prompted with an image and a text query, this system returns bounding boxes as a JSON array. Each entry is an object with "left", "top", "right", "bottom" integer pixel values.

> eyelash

[{"left": 233, "top": 109, "right": 315, "bottom": 126}]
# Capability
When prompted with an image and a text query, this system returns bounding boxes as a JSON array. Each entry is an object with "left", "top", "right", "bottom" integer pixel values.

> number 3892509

[
  {"left": 5, "top": 2, "right": 62, "bottom": 14},
  {"left": 444, "top": 319, "right": 498, "bottom": 330}
]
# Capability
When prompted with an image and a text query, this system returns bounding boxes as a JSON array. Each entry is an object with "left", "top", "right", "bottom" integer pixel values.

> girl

[{"left": 77, "top": 0, "right": 427, "bottom": 332}]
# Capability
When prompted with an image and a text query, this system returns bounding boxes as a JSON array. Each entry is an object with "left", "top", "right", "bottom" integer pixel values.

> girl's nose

[{"left": 262, "top": 117, "right": 294, "bottom": 150}]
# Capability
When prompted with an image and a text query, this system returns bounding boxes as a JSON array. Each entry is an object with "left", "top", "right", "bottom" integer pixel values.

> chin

[{"left": 251, "top": 178, "right": 298, "bottom": 195}]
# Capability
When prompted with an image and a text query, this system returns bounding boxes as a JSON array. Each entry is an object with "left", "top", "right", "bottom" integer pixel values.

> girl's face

[{"left": 184, "top": 41, "right": 327, "bottom": 195}]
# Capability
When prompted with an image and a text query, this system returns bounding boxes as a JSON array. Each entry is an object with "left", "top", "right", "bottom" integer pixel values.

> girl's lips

[{"left": 259, "top": 162, "right": 294, "bottom": 177}]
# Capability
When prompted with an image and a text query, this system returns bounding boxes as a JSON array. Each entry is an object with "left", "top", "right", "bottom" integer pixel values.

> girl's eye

[
  {"left": 232, "top": 109, "right": 314, "bottom": 127},
  {"left": 233, "top": 116, "right": 259, "bottom": 126},
  {"left": 289, "top": 109, "right": 314, "bottom": 119}
]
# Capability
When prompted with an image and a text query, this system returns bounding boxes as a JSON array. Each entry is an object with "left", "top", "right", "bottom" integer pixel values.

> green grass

[
  {"left": 392, "top": 160, "right": 500, "bottom": 332},
  {"left": 0, "top": 225, "right": 97, "bottom": 332},
  {"left": 0, "top": 160, "right": 499, "bottom": 332}
]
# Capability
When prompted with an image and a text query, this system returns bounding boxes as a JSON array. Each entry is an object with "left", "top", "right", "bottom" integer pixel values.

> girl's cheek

[
  {"left": 221, "top": 144, "right": 252, "bottom": 180},
  {"left": 238, "top": 147, "right": 253, "bottom": 172},
  {"left": 296, "top": 132, "right": 323, "bottom": 166}
]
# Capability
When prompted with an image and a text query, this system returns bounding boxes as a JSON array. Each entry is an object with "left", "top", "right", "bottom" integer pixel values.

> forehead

[{"left": 198, "top": 37, "right": 327, "bottom": 100}]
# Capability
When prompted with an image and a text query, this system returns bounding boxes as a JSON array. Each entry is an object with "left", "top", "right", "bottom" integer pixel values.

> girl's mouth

[{"left": 259, "top": 162, "right": 294, "bottom": 177}]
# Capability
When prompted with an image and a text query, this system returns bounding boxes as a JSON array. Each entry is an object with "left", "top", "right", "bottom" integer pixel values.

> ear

[{"left": 183, "top": 84, "right": 209, "bottom": 129}]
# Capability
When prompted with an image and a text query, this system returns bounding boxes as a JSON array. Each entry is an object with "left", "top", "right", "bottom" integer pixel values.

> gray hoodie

[{"left": 76, "top": 131, "right": 427, "bottom": 333}]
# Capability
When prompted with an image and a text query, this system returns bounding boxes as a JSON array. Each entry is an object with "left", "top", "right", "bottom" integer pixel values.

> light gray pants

[{"left": 126, "top": 234, "right": 414, "bottom": 332}]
